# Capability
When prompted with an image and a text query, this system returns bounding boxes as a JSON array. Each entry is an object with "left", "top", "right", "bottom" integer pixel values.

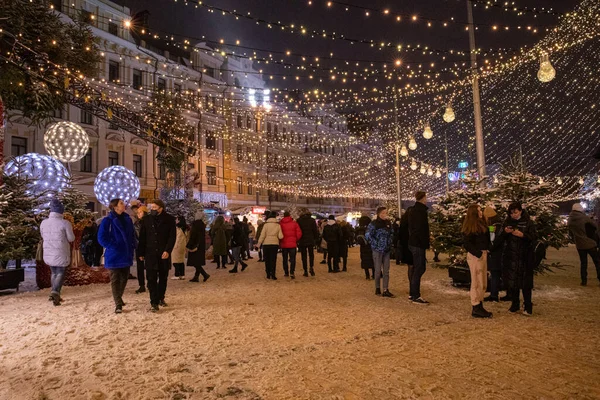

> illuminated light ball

[
  {"left": 423, "top": 123, "right": 433, "bottom": 140},
  {"left": 408, "top": 136, "right": 417, "bottom": 150},
  {"left": 44, "top": 121, "right": 90, "bottom": 162},
  {"left": 557, "top": 177, "right": 563, "bottom": 185},
  {"left": 420, "top": 164, "right": 426, "bottom": 174},
  {"left": 537, "top": 54, "right": 556, "bottom": 83},
  {"left": 443, "top": 105, "right": 456, "bottom": 123},
  {"left": 578, "top": 177, "right": 584, "bottom": 185},
  {"left": 400, "top": 145, "right": 409, "bottom": 157},
  {"left": 427, "top": 167, "right": 433, "bottom": 176},
  {"left": 435, "top": 169, "right": 442, "bottom": 178},
  {"left": 94, "top": 166, "right": 140, "bottom": 207},
  {"left": 410, "top": 160, "right": 418, "bottom": 170},
  {"left": 3, "top": 153, "right": 70, "bottom": 199}
]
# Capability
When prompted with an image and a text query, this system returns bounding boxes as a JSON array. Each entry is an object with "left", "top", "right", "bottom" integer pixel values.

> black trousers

[
  {"left": 510, "top": 287, "right": 532, "bottom": 308},
  {"left": 215, "top": 255, "right": 228, "bottom": 268},
  {"left": 193, "top": 265, "right": 209, "bottom": 279},
  {"left": 263, "top": 245, "right": 279, "bottom": 278},
  {"left": 147, "top": 267, "right": 169, "bottom": 305},
  {"left": 93, "top": 246, "right": 103, "bottom": 267},
  {"left": 298, "top": 245, "right": 315, "bottom": 271},
  {"left": 577, "top": 248, "right": 600, "bottom": 282},
  {"left": 109, "top": 267, "right": 129, "bottom": 306},
  {"left": 282, "top": 248, "right": 297, "bottom": 275},
  {"left": 136, "top": 259, "right": 145, "bottom": 288},
  {"left": 173, "top": 262, "right": 185, "bottom": 277},
  {"left": 409, "top": 246, "right": 427, "bottom": 299},
  {"left": 327, "top": 242, "right": 340, "bottom": 271}
]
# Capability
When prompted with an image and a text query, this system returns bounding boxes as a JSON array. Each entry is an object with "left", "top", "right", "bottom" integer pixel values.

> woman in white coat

[
  {"left": 40, "top": 199, "right": 75, "bottom": 306},
  {"left": 172, "top": 215, "right": 189, "bottom": 280}
]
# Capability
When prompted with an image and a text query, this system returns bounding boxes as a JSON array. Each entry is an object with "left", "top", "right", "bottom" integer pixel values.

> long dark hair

[
  {"left": 109, "top": 198, "right": 121, "bottom": 211},
  {"left": 176, "top": 215, "right": 188, "bottom": 232},
  {"left": 461, "top": 204, "right": 487, "bottom": 235}
]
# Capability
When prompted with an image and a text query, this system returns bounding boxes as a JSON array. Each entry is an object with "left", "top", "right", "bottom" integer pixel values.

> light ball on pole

[
  {"left": 3, "top": 153, "right": 70, "bottom": 201},
  {"left": 422, "top": 123, "right": 433, "bottom": 140},
  {"left": 94, "top": 165, "right": 141, "bottom": 207},
  {"left": 443, "top": 104, "right": 455, "bottom": 123},
  {"left": 44, "top": 121, "right": 90, "bottom": 162}
]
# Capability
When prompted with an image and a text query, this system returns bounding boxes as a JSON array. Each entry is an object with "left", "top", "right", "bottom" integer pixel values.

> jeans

[
  {"left": 136, "top": 258, "right": 145, "bottom": 288},
  {"left": 489, "top": 269, "right": 501, "bottom": 298},
  {"left": 282, "top": 248, "right": 297, "bottom": 275},
  {"left": 231, "top": 246, "right": 242, "bottom": 268},
  {"left": 467, "top": 252, "right": 487, "bottom": 306},
  {"left": 577, "top": 248, "right": 600, "bottom": 282},
  {"left": 409, "top": 245, "right": 427, "bottom": 299},
  {"left": 147, "top": 267, "right": 169, "bottom": 305},
  {"left": 298, "top": 245, "right": 315, "bottom": 271},
  {"left": 263, "top": 245, "right": 279, "bottom": 278},
  {"left": 326, "top": 242, "right": 340, "bottom": 271},
  {"left": 173, "top": 262, "right": 185, "bottom": 277},
  {"left": 109, "top": 267, "right": 129, "bottom": 306},
  {"left": 50, "top": 266, "right": 67, "bottom": 295},
  {"left": 372, "top": 251, "right": 390, "bottom": 291},
  {"left": 215, "top": 255, "right": 228, "bottom": 268}
]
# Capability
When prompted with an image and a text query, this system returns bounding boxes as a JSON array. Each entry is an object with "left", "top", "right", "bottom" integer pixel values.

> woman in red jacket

[{"left": 279, "top": 211, "right": 302, "bottom": 279}]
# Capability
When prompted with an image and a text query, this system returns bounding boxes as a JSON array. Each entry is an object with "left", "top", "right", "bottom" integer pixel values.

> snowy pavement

[{"left": 1, "top": 246, "right": 599, "bottom": 399}]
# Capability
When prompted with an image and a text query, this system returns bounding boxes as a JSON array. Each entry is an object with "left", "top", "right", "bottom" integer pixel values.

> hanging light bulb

[
  {"left": 493, "top": 176, "right": 499, "bottom": 184},
  {"left": 435, "top": 168, "right": 442, "bottom": 178},
  {"left": 423, "top": 122, "right": 433, "bottom": 139},
  {"left": 443, "top": 104, "right": 455, "bottom": 123},
  {"left": 538, "top": 177, "right": 544, "bottom": 184},
  {"left": 557, "top": 177, "right": 563, "bottom": 185},
  {"left": 597, "top": 176, "right": 600, "bottom": 184},
  {"left": 537, "top": 54, "right": 556, "bottom": 83},
  {"left": 400, "top": 144, "right": 409, "bottom": 157},
  {"left": 579, "top": 177, "right": 585, "bottom": 185},
  {"left": 408, "top": 136, "right": 417, "bottom": 150},
  {"left": 410, "top": 160, "right": 418, "bottom": 170},
  {"left": 420, "top": 164, "right": 426, "bottom": 174},
  {"left": 427, "top": 167, "right": 433, "bottom": 176}
]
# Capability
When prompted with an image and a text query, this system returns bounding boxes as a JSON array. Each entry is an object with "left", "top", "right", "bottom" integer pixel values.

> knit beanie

[
  {"left": 50, "top": 198, "right": 65, "bottom": 214},
  {"left": 572, "top": 203, "right": 585, "bottom": 213}
]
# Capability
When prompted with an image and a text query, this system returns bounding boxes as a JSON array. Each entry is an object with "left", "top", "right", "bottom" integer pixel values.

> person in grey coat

[
  {"left": 40, "top": 199, "right": 75, "bottom": 306},
  {"left": 568, "top": 203, "right": 600, "bottom": 286}
]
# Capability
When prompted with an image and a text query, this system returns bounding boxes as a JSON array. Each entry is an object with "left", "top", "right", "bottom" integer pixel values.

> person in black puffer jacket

[
  {"left": 229, "top": 217, "right": 249, "bottom": 274},
  {"left": 499, "top": 202, "right": 537, "bottom": 316},
  {"left": 483, "top": 207, "right": 505, "bottom": 302},
  {"left": 322, "top": 215, "right": 343, "bottom": 273},
  {"left": 297, "top": 209, "right": 319, "bottom": 276},
  {"left": 355, "top": 216, "right": 374, "bottom": 279},
  {"left": 462, "top": 204, "right": 492, "bottom": 318}
]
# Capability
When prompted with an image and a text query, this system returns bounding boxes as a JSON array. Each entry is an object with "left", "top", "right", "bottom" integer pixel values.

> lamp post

[{"left": 393, "top": 87, "right": 402, "bottom": 217}]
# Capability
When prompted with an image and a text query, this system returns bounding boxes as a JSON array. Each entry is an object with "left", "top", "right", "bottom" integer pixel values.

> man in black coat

[
  {"left": 138, "top": 199, "right": 176, "bottom": 312},
  {"left": 297, "top": 209, "right": 319, "bottom": 276},
  {"left": 407, "top": 191, "right": 430, "bottom": 304},
  {"left": 323, "top": 215, "right": 343, "bottom": 273}
]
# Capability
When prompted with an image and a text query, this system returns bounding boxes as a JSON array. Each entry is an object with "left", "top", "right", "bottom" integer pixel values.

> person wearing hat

[
  {"left": 483, "top": 206, "right": 506, "bottom": 302},
  {"left": 322, "top": 214, "right": 343, "bottom": 273},
  {"left": 568, "top": 203, "right": 600, "bottom": 286},
  {"left": 40, "top": 198, "right": 75, "bottom": 306},
  {"left": 366, "top": 207, "right": 395, "bottom": 297}
]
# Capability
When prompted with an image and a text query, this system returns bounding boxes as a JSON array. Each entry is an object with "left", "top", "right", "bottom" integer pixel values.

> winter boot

[
  {"left": 303, "top": 270, "right": 309, "bottom": 277},
  {"left": 229, "top": 267, "right": 238, "bottom": 273},
  {"left": 309, "top": 268, "right": 315, "bottom": 276},
  {"left": 382, "top": 290, "right": 395, "bottom": 298},
  {"left": 472, "top": 303, "right": 492, "bottom": 318},
  {"left": 189, "top": 276, "right": 200, "bottom": 282},
  {"left": 375, "top": 288, "right": 381, "bottom": 296},
  {"left": 581, "top": 278, "right": 587, "bottom": 286},
  {"left": 51, "top": 293, "right": 61, "bottom": 306},
  {"left": 241, "top": 262, "right": 248, "bottom": 272},
  {"left": 135, "top": 286, "right": 146, "bottom": 294},
  {"left": 203, "top": 274, "right": 211, "bottom": 282},
  {"left": 509, "top": 302, "right": 520, "bottom": 313}
]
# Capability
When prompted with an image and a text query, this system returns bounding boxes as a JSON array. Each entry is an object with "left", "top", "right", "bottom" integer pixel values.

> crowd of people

[{"left": 38, "top": 190, "right": 599, "bottom": 318}]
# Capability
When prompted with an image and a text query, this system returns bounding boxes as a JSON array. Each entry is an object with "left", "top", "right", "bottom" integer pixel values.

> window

[
  {"left": 133, "top": 154, "right": 143, "bottom": 177},
  {"left": 247, "top": 115, "right": 252, "bottom": 129},
  {"left": 108, "top": 60, "right": 119, "bottom": 82},
  {"left": 236, "top": 145, "right": 243, "bottom": 162},
  {"left": 80, "top": 109, "right": 93, "bottom": 125},
  {"left": 132, "top": 69, "right": 143, "bottom": 89},
  {"left": 80, "top": 148, "right": 92, "bottom": 172},
  {"left": 267, "top": 122, "right": 272, "bottom": 134},
  {"left": 237, "top": 115, "right": 243, "bottom": 128},
  {"left": 11, "top": 136, "right": 27, "bottom": 157},
  {"left": 247, "top": 179, "right": 253, "bottom": 195},
  {"left": 158, "top": 163, "right": 166, "bottom": 180},
  {"left": 108, "top": 151, "right": 119, "bottom": 166},
  {"left": 108, "top": 21, "right": 118, "bottom": 36},
  {"left": 51, "top": 107, "right": 63, "bottom": 119},
  {"left": 246, "top": 147, "right": 252, "bottom": 163},
  {"left": 81, "top": 10, "right": 94, "bottom": 24},
  {"left": 255, "top": 118, "right": 259, "bottom": 133},
  {"left": 206, "top": 166, "right": 217, "bottom": 185},
  {"left": 157, "top": 78, "right": 166, "bottom": 91},
  {"left": 205, "top": 131, "right": 217, "bottom": 150},
  {"left": 237, "top": 177, "right": 243, "bottom": 194},
  {"left": 174, "top": 83, "right": 182, "bottom": 94}
]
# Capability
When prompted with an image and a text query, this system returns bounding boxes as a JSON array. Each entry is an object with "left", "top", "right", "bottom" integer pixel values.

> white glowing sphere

[
  {"left": 443, "top": 106, "right": 456, "bottom": 123},
  {"left": 423, "top": 123, "right": 433, "bottom": 140},
  {"left": 4, "top": 153, "right": 70, "bottom": 198},
  {"left": 44, "top": 121, "right": 90, "bottom": 162},
  {"left": 94, "top": 165, "right": 141, "bottom": 207}
]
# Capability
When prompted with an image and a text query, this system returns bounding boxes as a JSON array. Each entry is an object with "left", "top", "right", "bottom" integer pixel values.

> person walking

[
  {"left": 279, "top": 211, "right": 302, "bottom": 279},
  {"left": 40, "top": 199, "right": 75, "bottom": 306},
  {"left": 568, "top": 203, "right": 600, "bottom": 286},
  {"left": 339, "top": 220, "right": 352, "bottom": 272},
  {"left": 247, "top": 221, "right": 256, "bottom": 260},
  {"left": 500, "top": 202, "right": 537, "bottom": 316},
  {"left": 225, "top": 220, "right": 235, "bottom": 265},
  {"left": 366, "top": 207, "right": 395, "bottom": 297},
  {"left": 407, "top": 191, "right": 430, "bottom": 304},
  {"left": 398, "top": 208, "right": 414, "bottom": 284},
  {"left": 137, "top": 199, "right": 176, "bottom": 312},
  {"left": 187, "top": 210, "right": 210, "bottom": 283},
  {"left": 209, "top": 216, "right": 229, "bottom": 269},
  {"left": 355, "top": 216, "right": 374, "bottom": 280},
  {"left": 257, "top": 211, "right": 283, "bottom": 280},
  {"left": 323, "top": 215, "right": 342, "bottom": 273},
  {"left": 297, "top": 209, "right": 319, "bottom": 277},
  {"left": 171, "top": 215, "right": 188, "bottom": 280},
  {"left": 462, "top": 204, "right": 493, "bottom": 318},
  {"left": 80, "top": 217, "right": 102, "bottom": 268},
  {"left": 229, "top": 217, "right": 249, "bottom": 273},
  {"left": 134, "top": 205, "right": 148, "bottom": 294},
  {"left": 319, "top": 219, "right": 328, "bottom": 265},
  {"left": 98, "top": 198, "right": 137, "bottom": 314},
  {"left": 255, "top": 219, "right": 265, "bottom": 262},
  {"left": 483, "top": 207, "right": 504, "bottom": 302}
]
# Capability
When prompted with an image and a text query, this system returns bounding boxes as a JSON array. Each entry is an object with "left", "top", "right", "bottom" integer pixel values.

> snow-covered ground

[{"left": 1, "top": 245, "right": 599, "bottom": 399}]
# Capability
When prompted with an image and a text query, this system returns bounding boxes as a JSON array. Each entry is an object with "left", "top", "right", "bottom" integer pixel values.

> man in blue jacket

[{"left": 366, "top": 206, "right": 395, "bottom": 298}]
